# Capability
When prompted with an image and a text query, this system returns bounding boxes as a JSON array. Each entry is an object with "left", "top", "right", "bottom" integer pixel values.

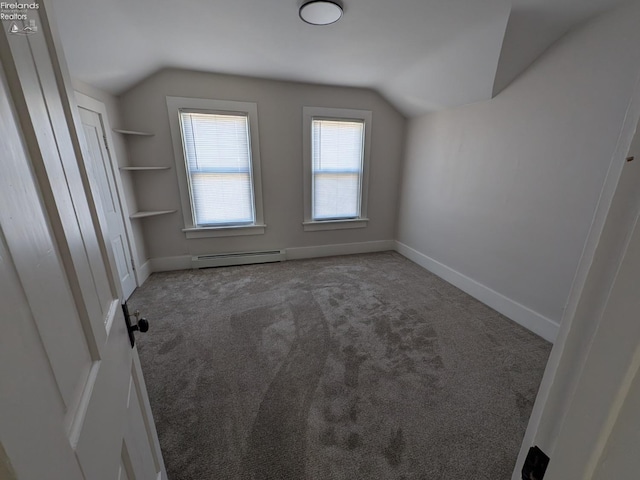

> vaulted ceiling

[{"left": 53, "top": 0, "right": 627, "bottom": 116}]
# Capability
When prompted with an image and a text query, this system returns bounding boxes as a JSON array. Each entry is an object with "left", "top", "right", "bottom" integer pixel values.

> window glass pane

[
  {"left": 313, "top": 173, "right": 360, "bottom": 219},
  {"left": 191, "top": 173, "right": 253, "bottom": 225},
  {"left": 180, "top": 112, "right": 254, "bottom": 226},
  {"left": 311, "top": 119, "right": 364, "bottom": 220}
]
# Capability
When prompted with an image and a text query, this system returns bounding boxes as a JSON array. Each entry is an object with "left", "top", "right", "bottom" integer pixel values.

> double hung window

[
  {"left": 303, "top": 107, "right": 371, "bottom": 231},
  {"left": 167, "top": 97, "right": 265, "bottom": 238}
]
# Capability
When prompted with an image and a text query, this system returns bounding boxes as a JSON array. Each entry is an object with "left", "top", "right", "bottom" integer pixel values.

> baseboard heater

[{"left": 191, "top": 250, "right": 286, "bottom": 269}]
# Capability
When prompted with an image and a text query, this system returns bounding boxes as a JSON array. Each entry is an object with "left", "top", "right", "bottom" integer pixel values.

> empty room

[{"left": 1, "top": 1, "right": 640, "bottom": 480}]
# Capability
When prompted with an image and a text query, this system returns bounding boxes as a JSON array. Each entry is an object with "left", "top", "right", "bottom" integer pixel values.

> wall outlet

[{"left": 522, "top": 446, "right": 550, "bottom": 480}]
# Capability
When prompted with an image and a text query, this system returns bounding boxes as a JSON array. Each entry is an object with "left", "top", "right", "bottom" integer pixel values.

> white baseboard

[
  {"left": 148, "top": 240, "right": 395, "bottom": 273},
  {"left": 394, "top": 241, "right": 560, "bottom": 343},
  {"left": 285, "top": 240, "right": 395, "bottom": 260},
  {"left": 144, "top": 240, "right": 557, "bottom": 342},
  {"left": 136, "top": 259, "right": 152, "bottom": 286},
  {"left": 150, "top": 255, "right": 191, "bottom": 272}
]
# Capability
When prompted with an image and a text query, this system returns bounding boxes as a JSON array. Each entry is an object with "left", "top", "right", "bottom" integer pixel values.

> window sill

[
  {"left": 183, "top": 224, "right": 266, "bottom": 239},
  {"left": 302, "top": 218, "right": 369, "bottom": 232}
]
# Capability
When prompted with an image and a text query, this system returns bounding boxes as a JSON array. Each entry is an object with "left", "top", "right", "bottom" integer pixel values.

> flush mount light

[{"left": 299, "top": 0, "right": 343, "bottom": 25}]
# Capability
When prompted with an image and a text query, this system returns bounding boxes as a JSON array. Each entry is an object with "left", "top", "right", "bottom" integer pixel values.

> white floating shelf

[
  {"left": 119, "top": 166, "right": 170, "bottom": 171},
  {"left": 112, "top": 129, "right": 155, "bottom": 136},
  {"left": 130, "top": 210, "right": 176, "bottom": 219}
]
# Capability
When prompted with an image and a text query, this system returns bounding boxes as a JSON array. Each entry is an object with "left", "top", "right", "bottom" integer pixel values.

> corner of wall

[{"left": 395, "top": 241, "right": 560, "bottom": 343}]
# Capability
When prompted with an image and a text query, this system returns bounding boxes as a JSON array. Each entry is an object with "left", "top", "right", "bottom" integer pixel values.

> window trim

[
  {"left": 302, "top": 106, "right": 372, "bottom": 232},
  {"left": 167, "top": 96, "right": 265, "bottom": 238}
]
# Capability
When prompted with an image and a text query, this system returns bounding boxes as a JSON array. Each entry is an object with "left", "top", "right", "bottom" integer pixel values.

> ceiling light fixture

[{"left": 299, "top": 0, "right": 343, "bottom": 26}]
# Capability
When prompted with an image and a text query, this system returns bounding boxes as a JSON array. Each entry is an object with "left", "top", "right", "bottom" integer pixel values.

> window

[
  {"left": 180, "top": 111, "right": 253, "bottom": 226},
  {"left": 167, "top": 97, "right": 265, "bottom": 238},
  {"left": 303, "top": 107, "right": 372, "bottom": 231}
]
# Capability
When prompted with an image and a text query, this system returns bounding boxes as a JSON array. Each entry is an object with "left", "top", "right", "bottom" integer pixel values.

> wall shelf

[
  {"left": 113, "top": 128, "right": 155, "bottom": 136},
  {"left": 117, "top": 128, "right": 175, "bottom": 220},
  {"left": 130, "top": 210, "right": 176, "bottom": 219},
  {"left": 120, "top": 166, "right": 170, "bottom": 171}
]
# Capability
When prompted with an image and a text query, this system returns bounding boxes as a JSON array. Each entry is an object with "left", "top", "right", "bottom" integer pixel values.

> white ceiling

[{"left": 52, "top": 0, "right": 627, "bottom": 116}]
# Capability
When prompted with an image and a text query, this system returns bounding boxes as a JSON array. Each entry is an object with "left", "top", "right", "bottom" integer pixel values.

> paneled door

[
  {"left": 0, "top": 2, "right": 166, "bottom": 480},
  {"left": 78, "top": 104, "right": 137, "bottom": 299}
]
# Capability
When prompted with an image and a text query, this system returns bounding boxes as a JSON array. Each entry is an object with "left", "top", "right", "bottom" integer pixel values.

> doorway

[{"left": 76, "top": 93, "right": 138, "bottom": 299}]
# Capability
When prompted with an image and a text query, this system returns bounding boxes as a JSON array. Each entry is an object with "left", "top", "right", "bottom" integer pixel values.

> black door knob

[
  {"left": 137, "top": 318, "right": 149, "bottom": 333},
  {"left": 121, "top": 302, "right": 150, "bottom": 348}
]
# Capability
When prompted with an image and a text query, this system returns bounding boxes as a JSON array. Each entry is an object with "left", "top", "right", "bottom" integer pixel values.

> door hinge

[
  {"left": 131, "top": 258, "right": 136, "bottom": 271},
  {"left": 103, "top": 135, "right": 110, "bottom": 152}
]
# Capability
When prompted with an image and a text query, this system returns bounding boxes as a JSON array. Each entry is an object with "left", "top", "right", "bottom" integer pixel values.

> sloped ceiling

[{"left": 52, "top": 0, "right": 627, "bottom": 116}]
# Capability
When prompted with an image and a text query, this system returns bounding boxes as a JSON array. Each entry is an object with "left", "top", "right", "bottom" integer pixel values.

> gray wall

[
  {"left": 119, "top": 70, "right": 406, "bottom": 259},
  {"left": 397, "top": 0, "right": 640, "bottom": 325}
]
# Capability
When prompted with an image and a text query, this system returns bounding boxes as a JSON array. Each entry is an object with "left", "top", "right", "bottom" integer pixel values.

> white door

[
  {"left": 78, "top": 105, "right": 137, "bottom": 299},
  {"left": 0, "top": 3, "right": 166, "bottom": 480},
  {"left": 538, "top": 125, "right": 640, "bottom": 479}
]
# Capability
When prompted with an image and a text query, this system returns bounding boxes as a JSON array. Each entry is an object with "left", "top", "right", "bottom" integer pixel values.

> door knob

[
  {"left": 135, "top": 317, "right": 149, "bottom": 333},
  {"left": 122, "top": 302, "right": 149, "bottom": 347}
]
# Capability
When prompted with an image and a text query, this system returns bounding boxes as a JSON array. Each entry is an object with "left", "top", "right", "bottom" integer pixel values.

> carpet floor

[{"left": 131, "top": 251, "right": 551, "bottom": 480}]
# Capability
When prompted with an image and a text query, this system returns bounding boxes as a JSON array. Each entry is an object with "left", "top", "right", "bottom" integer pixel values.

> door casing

[{"left": 76, "top": 93, "right": 140, "bottom": 298}]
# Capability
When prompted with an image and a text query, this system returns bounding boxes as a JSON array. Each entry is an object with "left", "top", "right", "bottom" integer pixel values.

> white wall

[
  {"left": 72, "top": 79, "right": 149, "bottom": 267},
  {"left": 118, "top": 70, "right": 406, "bottom": 261},
  {"left": 396, "top": 0, "right": 640, "bottom": 338}
]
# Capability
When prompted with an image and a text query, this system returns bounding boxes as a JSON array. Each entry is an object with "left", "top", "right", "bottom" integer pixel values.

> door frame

[
  {"left": 0, "top": 1, "right": 167, "bottom": 478},
  {"left": 512, "top": 74, "right": 640, "bottom": 478},
  {"left": 75, "top": 91, "right": 143, "bottom": 293}
]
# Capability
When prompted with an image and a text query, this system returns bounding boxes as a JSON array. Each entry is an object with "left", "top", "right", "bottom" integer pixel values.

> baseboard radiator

[{"left": 191, "top": 250, "right": 286, "bottom": 269}]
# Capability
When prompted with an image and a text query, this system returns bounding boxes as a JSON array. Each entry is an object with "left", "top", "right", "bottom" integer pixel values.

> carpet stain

[
  {"left": 374, "top": 317, "right": 391, "bottom": 338},
  {"left": 392, "top": 354, "right": 417, "bottom": 374},
  {"left": 245, "top": 291, "right": 330, "bottom": 480},
  {"left": 157, "top": 333, "right": 183, "bottom": 355},
  {"left": 346, "top": 432, "right": 361, "bottom": 450},
  {"left": 348, "top": 401, "right": 358, "bottom": 422},
  {"left": 343, "top": 345, "right": 366, "bottom": 388},
  {"left": 319, "top": 426, "right": 337, "bottom": 446},
  {"left": 429, "top": 354, "right": 445, "bottom": 370},
  {"left": 384, "top": 428, "right": 405, "bottom": 467},
  {"left": 323, "top": 404, "right": 339, "bottom": 423}
]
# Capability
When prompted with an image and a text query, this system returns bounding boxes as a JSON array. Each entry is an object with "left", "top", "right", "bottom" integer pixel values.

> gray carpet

[{"left": 131, "top": 251, "right": 551, "bottom": 480}]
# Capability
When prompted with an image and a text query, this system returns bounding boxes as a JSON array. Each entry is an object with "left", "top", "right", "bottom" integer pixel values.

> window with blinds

[
  {"left": 311, "top": 118, "right": 365, "bottom": 220},
  {"left": 179, "top": 111, "right": 255, "bottom": 227}
]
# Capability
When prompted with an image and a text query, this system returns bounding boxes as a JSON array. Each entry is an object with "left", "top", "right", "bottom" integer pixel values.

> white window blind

[
  {"left": 179, "top": 111, "right": 255, "bottom": 227},
  {"left": 312, "top": 118, "right": 365, "bottom": 220}
]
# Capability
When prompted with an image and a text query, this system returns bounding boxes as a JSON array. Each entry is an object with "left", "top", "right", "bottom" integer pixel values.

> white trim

[
  {"left": 74, "top": 92, "right": 143, "bottom": 287},
  {"left": 286, "top": 240, "right": 394, "bottom": 260},
  {"left": 112, "top": 129, "right": 154, "bottom": 136},
  {"left": 182, "top": 224, "right": 266, "bottom": 238},
  {"left": 302, "top": 218, "right": 369, "bottom": 231},
  {"left": 166, "top": 96, "right": 265, "bottom": 237},
  {"left": 394, "top": 241, "right": 560, "bottom": 343},
  {"left": 131, "top": 350, "right": 168, "bottom": 476},
  {"left": 148, "top": 240, "right": 395, "bottom": 272},
  {"left": 302, "top": 106, "right": 372, "bottom": 230},
  {"left": 137, "top": 260, "right": 152, "bottom": 286}
]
